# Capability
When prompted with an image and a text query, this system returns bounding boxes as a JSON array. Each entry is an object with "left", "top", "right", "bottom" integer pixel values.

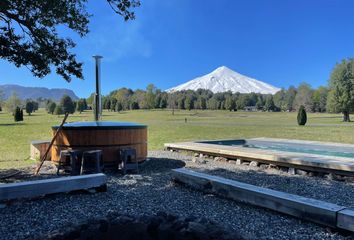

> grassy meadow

[{"left": 0, "top": 108, "right": 354, "bottom": 169}]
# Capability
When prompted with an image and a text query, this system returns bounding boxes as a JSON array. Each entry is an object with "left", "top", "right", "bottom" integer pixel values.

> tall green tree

[
  {"left": 145, "top": 84, "right": 157, "bottom": 109},
  {"left": 47, "top": 101, "right": 56, "bottom": 114},
  {"left": 5, "top": 92, "right": 21, "bottom": 113},
  {"left": 293, "top": 83, "right": 314, "bottom": 112},
  {"left": 0, "top": 0, "right": 140, "bottom": 81},
  {"left": 76, "top": 98, "right": 86, "bottom": 113},
  {"left": 0, "top": 89, "right": 5, "bottom": 110},
  {"left": 110, "top": 98, "right": 117, "bottom": 112},
  {"left": 225, "top": 96, "right": 236, "bottom": 111},
  {"left": 263, "top": 95, "right": 276, "bottom": 112},
  {"left": 312, "top": 86, "right": 328, "bottom": 112},
  {"left": 327, "top": 59, "right": 354, "bottom": 122},
  {"left": 25, "top": 101, "right": 34, "bottom": 115},
  {"left": 14, "top": 106, "right": 23, "bottom": 122},
  {"left": 60, "top": 95, "right": 75, "bottom": 114}
]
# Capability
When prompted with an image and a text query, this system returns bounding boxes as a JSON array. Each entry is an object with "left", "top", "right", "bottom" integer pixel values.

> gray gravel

[
  {"left": 182, "top": 154, "right": 354, "bottom": 209},
  {"left": 0, "top": 151, "right": 353, "bottom": 240}
]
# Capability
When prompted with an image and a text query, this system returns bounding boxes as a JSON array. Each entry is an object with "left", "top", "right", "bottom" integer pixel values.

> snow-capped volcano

[{"left": 166, "top": 66, "right": 280, "bottom": 94}]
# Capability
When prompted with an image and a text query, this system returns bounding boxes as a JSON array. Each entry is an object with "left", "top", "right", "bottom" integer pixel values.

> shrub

[
  {"left": 297, "top": 105, "right": 307, "bottom": 126},
  {"left": 47, "top": 102, "right": 56, "bottom": 114},
  {"left": 25, "top": 101, "right": 34, "bottom": 115},
  {"left": 14, "top": 106, "right": 23, "bottom": 122},
  {"left": 60, "top": 95, "right": 75, "bottom": 114},
  {"left": 54, "top": 105, "right": 63, "bottom": 115}
]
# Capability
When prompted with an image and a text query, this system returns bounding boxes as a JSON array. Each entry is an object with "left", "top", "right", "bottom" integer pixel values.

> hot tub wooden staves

[{"left": 51, "top": 121, "right": 147, "bottom": 166}]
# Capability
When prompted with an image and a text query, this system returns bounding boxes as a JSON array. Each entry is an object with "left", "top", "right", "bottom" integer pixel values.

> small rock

[
  {"left": 194, "top": 153, "right": 199, "bottom": 157},
  {"left": 214, "top": 157, "right": 227, "bottom": 162},
  {"left": 325, "top": 173, "right": 334, "bottom": 180},
  {"left": 296, "top": 169, "right": 307, "bottom": 176},
  {"left": 344, "top": 176, "right": 354, "bottom": 183},
  {"left": 242, "top": 161, "right": 250, "bottom": 166},
  {"left": 228, "top": 160, "right": 236, "bottom": 164},
  {"left": 199, "top": 153, "right": 204, "bottom": 158},
  {"left": 267, "top": 164, "right": 278, "bottom": 169},
  {"left": 192, "top": 157, "right": 198, "bottom": 163},
  {"left": 259, "top": 164, "right": 268, "bottom": 170},
  {"left": 236, "top": 159, "right": 242, "bottom": 165},
  {"left": 288, "top": 168, "right": 296, "bottom": 175},
  {"left": 308, "top": 171, "right": 315, "bottom": 177},
  {"left": 249, "top": 161, "right": 259, "bottom": 167}
]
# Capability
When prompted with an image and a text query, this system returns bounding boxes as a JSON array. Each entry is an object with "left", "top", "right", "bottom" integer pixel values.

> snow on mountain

[{"left": 166, "top": 66, "right": 280, "bottom": 94}]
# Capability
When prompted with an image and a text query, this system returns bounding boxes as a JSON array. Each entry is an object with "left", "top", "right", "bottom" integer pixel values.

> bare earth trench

[{"left": 1, "top": 150, "right": 354, "bottom": 240}]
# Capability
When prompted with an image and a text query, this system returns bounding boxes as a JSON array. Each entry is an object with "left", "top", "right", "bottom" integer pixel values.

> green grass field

[{"left": 0, "top": 108, "right": 353, "bottom": 169}]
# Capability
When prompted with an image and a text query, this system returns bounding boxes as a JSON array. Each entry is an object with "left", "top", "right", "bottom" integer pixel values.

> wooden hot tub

[{"left": 51, "top": 121, "right": 147, "bottom": 166}]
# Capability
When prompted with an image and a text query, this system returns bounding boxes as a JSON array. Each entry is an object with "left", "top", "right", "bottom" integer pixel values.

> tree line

[
  {"left": 91, "top": 59, "right": 354, "bottom": 121},
  {"left": 93, "top": 83, "right": 326, "bottom": 113}
]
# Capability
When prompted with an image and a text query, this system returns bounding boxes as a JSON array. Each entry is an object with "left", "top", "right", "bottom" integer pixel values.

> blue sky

[{"left": 1, "top": 0, "right": 354, "bottom": 98}]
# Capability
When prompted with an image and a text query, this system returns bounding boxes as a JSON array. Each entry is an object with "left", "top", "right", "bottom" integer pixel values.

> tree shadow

[{"left": 0, "top": 123, "right": 24, "bottom": 126}]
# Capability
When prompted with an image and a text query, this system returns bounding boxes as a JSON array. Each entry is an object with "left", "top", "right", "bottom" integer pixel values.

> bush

[
  {"left": 14, "top": 106, "right": 23, "bottom": 122},
  {"left": 25, "top": 101, "right": 34, "bottom": 115},
  {"left": 297, "top": 105, "right": 307, "bottom": 126},
  {"left": 60, "top": 95, "right": 75, "bottom": 114},
  {"left": 47, "top": 102, "right": 56, "bottom": 114},
  {"left": 54, "top": 105, "right": 63, "bottom": 115}
]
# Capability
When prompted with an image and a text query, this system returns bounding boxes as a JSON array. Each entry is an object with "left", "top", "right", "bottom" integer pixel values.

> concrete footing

[{"left": 172, "top": 168, "right": 354, "bottom": 232}]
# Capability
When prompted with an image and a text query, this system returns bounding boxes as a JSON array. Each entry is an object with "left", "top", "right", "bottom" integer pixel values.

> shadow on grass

[
  {"left": 310, "top": 115, "right": 342, "bottom": 119},
  {"left": 0, "top": 123, "right": 25, "bottom": 126}
]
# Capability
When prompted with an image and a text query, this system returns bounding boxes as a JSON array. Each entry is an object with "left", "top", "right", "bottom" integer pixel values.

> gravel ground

[
  {"left": 182, "top": 153, "right": 354, "bottom": 209},
  {"left": 0, "top": 151, "right": 353, "bottom": 240}
]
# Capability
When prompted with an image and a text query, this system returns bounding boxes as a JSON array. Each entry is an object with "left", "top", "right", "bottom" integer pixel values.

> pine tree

[
  {"left": 297, "top": 105, "right": 307, "bottom": 126},
  {"left": 14, "top": 106, "right": 23, "bottom": 122}
]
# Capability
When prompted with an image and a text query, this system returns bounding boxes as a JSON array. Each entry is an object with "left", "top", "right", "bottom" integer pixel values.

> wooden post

[{"left": 34, "top": 112, "right": 69, "bottom": 175}]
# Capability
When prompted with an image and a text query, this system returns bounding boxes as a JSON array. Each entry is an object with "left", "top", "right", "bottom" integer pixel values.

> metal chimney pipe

[{"left": 93, "top": 55, "right": 103, "bottom": 121}]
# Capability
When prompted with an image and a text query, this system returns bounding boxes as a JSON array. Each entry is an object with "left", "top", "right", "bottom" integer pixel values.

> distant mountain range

[
  {"left": 166, "top": 66, "right": 280, "bottom": 94},
  {"left": 0, "top": 84, "right": 79, "bottom": 101}
]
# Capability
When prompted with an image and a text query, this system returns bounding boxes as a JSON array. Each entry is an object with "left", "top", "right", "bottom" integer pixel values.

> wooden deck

[{"left": 164, "top": 138, "right": 354, "bottom": 176}]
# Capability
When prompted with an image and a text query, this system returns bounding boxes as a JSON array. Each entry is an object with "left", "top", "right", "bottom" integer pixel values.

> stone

[
  {"left": 192, "top": 157, "right": 198, "bottom": 163},
  {"left": 194, "top": 153, "right": 199, "bottom": 157},
  {"left": 326, "top": 173, "right": 334, "bottom": 180},
  {"left": 242, "top": 161, "right": 250, "bottom": 166},
  {"left": 267, "top": 164, "right": 278, "bottom": 169},
  {"left": 249, "top": 161, "right": 259, "bottom": 167},
  {"left": 296, "top": 169, "right": 307, "bottom": 176},
  {"left": 236, "top": 159, "right": 242, "bottom": 165},
  {"left": 308, "top": 171, "right": 315, "bottom": 177},
  {"left": 199, "top": 153, "right": 204, "bottom": 158},
  {"left": 259, "top": 164, "right": 268, "bottom": 170},
  {"left": 228, "top": 160, "right": 237, "bottom": 164},
  {"left": 214, "top": 157, "right": 228, "bottom": 162},
  {"left": 344, "top": 176, "right": 354, "bottom": 183},
  {"left": 288, "top": 168, "right": 296, "bottom": 175}
]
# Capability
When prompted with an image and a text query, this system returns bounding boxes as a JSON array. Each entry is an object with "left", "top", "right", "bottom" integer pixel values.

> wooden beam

[
  {"left": 0, "top": 173, "right": 107, "bottom": 202},
  {"left": 171, "top": 168, "right": 347, "bottom": 229},
  {"left": 164, "top": 141, "right": 354, "bottom": 176}
]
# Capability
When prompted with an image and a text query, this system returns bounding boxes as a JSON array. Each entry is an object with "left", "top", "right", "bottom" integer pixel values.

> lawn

[{"left": 0, "top": 108, "right": 353, "bottom": 169}]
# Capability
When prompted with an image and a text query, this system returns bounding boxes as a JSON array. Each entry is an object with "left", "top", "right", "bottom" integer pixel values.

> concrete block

[
  {"left": 0, "top": 173, "right": 107, "bottom": 201},
  {"left": 337, "top": 209, "right": 354, "bottom": 232},
  {"left": 172, "top": 168, "right": 345, "bottom": 228}
]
